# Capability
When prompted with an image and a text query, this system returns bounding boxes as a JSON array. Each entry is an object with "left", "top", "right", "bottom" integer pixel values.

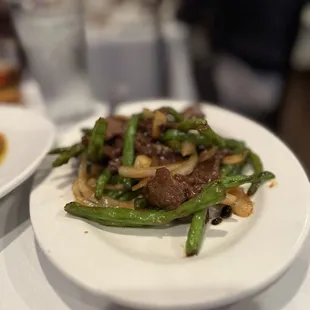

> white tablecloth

[{"left": 1, "top": 82, "right": 310, "bottom": 310}]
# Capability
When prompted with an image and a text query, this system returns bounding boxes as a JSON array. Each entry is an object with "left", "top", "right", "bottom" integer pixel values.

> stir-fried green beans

[
  {"left": 177, "top": 118, "right": 226, "bottom": 147},
  {"left": 160, "top": 107, "right": 184, "bottom": 122},
  {"left": 134, "top": 197, "right": 148, "bottom": 209},
  {"left": 49, "top": 105, "right": 276, "bottom": 258},
  {"left": 52, "top": 144, "right": 85, "bottom": 167},
  {"left": 161, "top": 129, "right": 212, "bottom": 147},
  {"left": 95, "top": 169, "right": 111, "bottom": 200},
  {"left": 247, "top": 171, "right": 274, "bottom": 196},
  {"left": 121, "top": 114, "right": 140, "bottom": 188},
  {"left": 186, "top": 209, "right": 207, "bottom": 257},
  {"left": 247, "top": 151, "right": 264, "bottom": 196},
  {"left": 64, "top": 180, "right": 225, "bottom": 226},
  {"left": 49, "top": 145, "right": 75, "bottom": 155},
  {"left": 87, "top": 118, "right": 108, "bottom": 162}
]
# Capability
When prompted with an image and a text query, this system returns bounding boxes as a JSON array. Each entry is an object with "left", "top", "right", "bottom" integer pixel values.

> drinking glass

[{"left": 10, "top": 0, "right": 95, "bottom": 124}]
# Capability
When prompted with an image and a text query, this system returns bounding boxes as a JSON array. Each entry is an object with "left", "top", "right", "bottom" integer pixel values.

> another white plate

[
  {"left": 30, "top": 100, "right": 310, "bottom": 309},
  {"left": 0, "top": 105, "right": 55, "bottom": 198}
]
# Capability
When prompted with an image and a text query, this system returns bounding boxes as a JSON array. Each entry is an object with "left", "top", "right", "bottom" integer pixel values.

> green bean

[
  {"left": 220, "top": 171, "right": 275, "bottom": 189},
  {"left": 160, "top": 107, "right": 184, "bottom": 122},
  {"left": 224, "top": 139, "right": 246, "bottom": 153},
  {"left": 221, "top": 164, "right": 241, "bottom": 177},
  {"left": 49, "top": 145, "right": 76, "bottom": 155},
  {"left": 105, "top": 190, "right": 126, "bottom": 200},
  {"left": 247, "top": 151, "right": 264, "bottom": 195},
  {"left": 247, "top": 171, "right": 275, "bottom": 196},
  {"left": 121, "top": 114, "right": 140, "bottom": 188},
  {"left": 52, "top": 144, "right": 85, "bottom": 167},
  {"left": 249, "top": 151, "right": 263, "bottom": 174},
  {"left": 161, "top": 129, "right": 212, "bottom": 147},
  {"left": 177, "top": 118, "right": 225, "bottom": 147},
  {"left": 95, "top": 169, "right": 111, "bottom": 200},
  {"left": 64, "top": 181, "right": 225, "bottom": 226},
  {"left": 177, "top": 118, "right": 206, "bottom": 132},
  {"left": 186, "top": 209, "right": 207, "bottom": 257},
  {"left": 109, "top": 175, "right": 123, "bottom": 185},
  {"left": 87, "top": 118, "right": 108, "bottom": 162},
  {"left": 118, "top": 190, "right": 141, "bottom": 202},
  {"left": 134, "top": 197, "right": 148, "bottom": 209}
]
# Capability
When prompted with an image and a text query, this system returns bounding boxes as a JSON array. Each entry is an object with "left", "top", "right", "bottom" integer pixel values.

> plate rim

[
  {"left": 30, "top": 100, "right": 310, "bottom": 309},
  {"left": 0, "top": 105, "right": 56, "bottom": 198}
]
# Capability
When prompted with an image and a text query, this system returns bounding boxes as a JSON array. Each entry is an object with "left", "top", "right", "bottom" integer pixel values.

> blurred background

[{"left": 0, "top": 0, "right": 309, "bottom": 174}]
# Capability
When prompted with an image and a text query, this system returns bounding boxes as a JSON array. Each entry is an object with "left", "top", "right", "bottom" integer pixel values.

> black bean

[
  {"left": 221, "top": 205, "right": 233, "bottom": 219},
  {"left": 211, "top": 217, "right": 223, "bottom": 225}
]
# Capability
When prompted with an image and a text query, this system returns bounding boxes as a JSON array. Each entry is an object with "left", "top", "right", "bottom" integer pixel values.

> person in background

[{"left": 177, "top": 0, "right": 308, "bottom": 131}]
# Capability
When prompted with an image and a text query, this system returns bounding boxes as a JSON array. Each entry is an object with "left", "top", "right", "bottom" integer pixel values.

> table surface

[{"left": 1, "top": 82, "right": 310, "bottom": 310}]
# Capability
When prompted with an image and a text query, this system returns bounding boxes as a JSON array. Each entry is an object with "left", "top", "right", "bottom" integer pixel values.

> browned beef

[
  {"left": 145, "top": 153, "right": 223, "bottom": 209},
  {"left": 105, "top": 116, "right": 127, "bottom": 140},
  {"left": 183, "top": 105, "right": 205, "bottom": 119},
  {"left": 135, "top": 132, "right": 182, "bottom": 164},
  {"left": 107, "top": 157, "right": 122, "bottom": 173},
  {"left": 138, "top": 118, "right": 153, "bottom": 136},
  {"left": 145, "top": 168, "right": 187, "bottom": 210}
]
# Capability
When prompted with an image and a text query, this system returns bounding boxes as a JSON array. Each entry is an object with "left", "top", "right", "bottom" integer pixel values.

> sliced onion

[
  {"left": 221, "top": 193, "right": 237, "bottom": 205},
  {"left": 173, "top": 152, "right": 198, "bottom": 176},
  {"left": 72, "top": 179, "right": 98, "bottom": 207},
  {"left": 104, "top": 184, "right": 125, "bottom": 190},
  {"left": 199, "top": 146, "right": 217, "bottom": 162},
  {"left": 152, "top": 110, "right": 167, "bottom": 138},
  {"left": 119, "top": 161, "right": 184, "bottom": 178},
  {"left": 181, "top": 141, "right": 196, "bottom": 156},
  {"left": 227, "top": 187, "right": 253, "bottom": 217},
  {"left": 134, "top": 155, "right": 152, "bottom": 168},
  {"left": 222, "top": 151, "right": 248, "bottom": 165},
  {"left": 143, "top": 108, "right": 154, "bottom": 119},
  {"left": 132, "top": 178, "right": 149, "bottom": 191}
]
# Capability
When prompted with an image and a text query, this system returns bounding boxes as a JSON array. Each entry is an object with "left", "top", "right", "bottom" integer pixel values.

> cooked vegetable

[
  {"left": 161, "top": 129, "right": 212, "bottom": 147},
  {"left": 134, "top": 197, "right": 148, "bottom": 209},
  {"left": 247, "top": 171, "right": 275, "bottom": 196},
  {"left": 119, "top": 161, "right": 184, "bottom": 179},
  {"left": 52, "top": 144, "right": 85, "bottom": 167},
  {"left": 177, "top": 118, "right": 225, "bottom": 147},
  {"left": 198, "top": 146, "right": 217, "bottom": 162},
  {"left": 134, "top": 155, "right": 152, "bottom": 168},
  {"left": 186, "top": 209, "right": 207, "bottom": 257},
  {"left": 228, "top": 187, "right": 254, "bottom": 217},
  {"left": 49, "top": 145, "right": 75, "bottom": 155},
  {"left": 152, "top": 110, "right": 167, "bottom": 138},
  {"left": 160, "top": 106, "right": 184, "bottom": 122},
  {"left": 122, "top": 114, "right": 140, "bottom": 188},
  {"left": 87, "top": 118, "right": 108, "bottom": 162},
  {"left": 49, "top": 104, "right": 275, "bottom": 258},
  {"left": 247, "top": 151, "right": 264, "bottom": 196},
  {"left": 181, "top": 141, "right": 196, "bottom": 156},
  {"left": 95, "top": 168, "right": 111, "bottom": 200},
  {"left": 65, "top": 180, "right": 226, "bottom": 226},
  {"left": 173, "top": 151, "right": 198, "bottom": 176}
]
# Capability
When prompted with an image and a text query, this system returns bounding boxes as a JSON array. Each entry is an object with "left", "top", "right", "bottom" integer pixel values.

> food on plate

[
  {"left": 0, "top": 132, "right": 7, "bottom": 165},
  {"left": 49, "top": 105, "right": 275, "bottom": 257}
]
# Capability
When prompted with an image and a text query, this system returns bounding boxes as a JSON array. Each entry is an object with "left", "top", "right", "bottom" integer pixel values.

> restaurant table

[{"left": 1, "top": 81, "right": 310, "bottom": 310}]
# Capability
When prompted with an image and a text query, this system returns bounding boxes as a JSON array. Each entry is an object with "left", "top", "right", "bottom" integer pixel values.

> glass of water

[{"left": 9, "top": 0, "right": 95, "bottom": 124}]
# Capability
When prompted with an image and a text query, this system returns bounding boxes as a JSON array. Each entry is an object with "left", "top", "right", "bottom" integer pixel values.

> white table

[{"left": 1, "top": 82, "right": 310, "bottom": 310}]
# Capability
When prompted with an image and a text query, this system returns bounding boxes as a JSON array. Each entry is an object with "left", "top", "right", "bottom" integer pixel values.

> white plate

[
  {"left": 0, "top": 105, "right": 55, "bottom": 198},
  {"left": 30, "top": 100, "right": 310, "bottom": 309}
]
